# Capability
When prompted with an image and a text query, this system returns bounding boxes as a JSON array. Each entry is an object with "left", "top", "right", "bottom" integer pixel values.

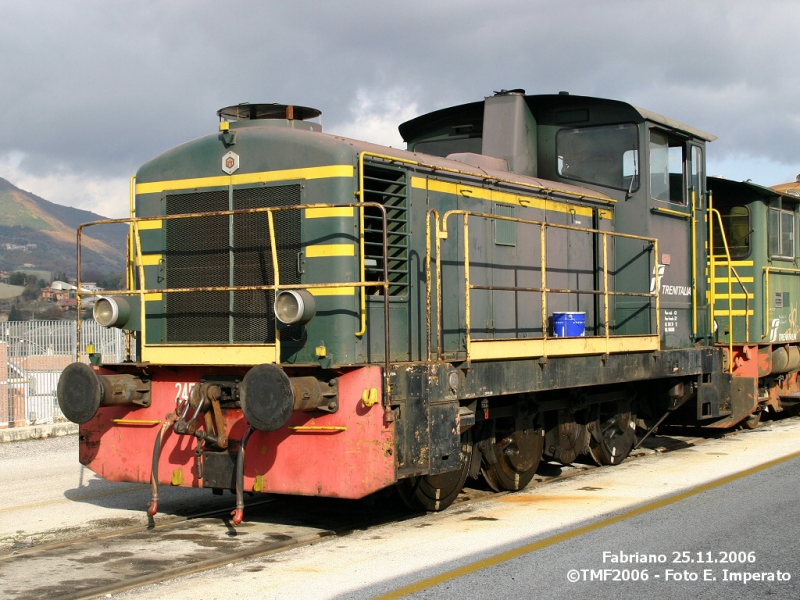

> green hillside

[{"left": 0, "top": 178, "right": 127, "bottom": 277}]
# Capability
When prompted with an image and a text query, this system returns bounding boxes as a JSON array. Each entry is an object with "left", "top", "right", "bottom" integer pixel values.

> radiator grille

[{"left": 164, "top": 185, "right": 301, "bottom": 343}]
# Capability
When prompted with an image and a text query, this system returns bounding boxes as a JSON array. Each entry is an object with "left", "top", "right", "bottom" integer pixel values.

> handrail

[
  {"left": 76, "top": 202, "right": 391, "bottom": 374},
  {"left": 691, "top": 189, "right": 698, "bottom": 336},
  {"left": 708, "top": 207, "right": 751, "bottom": 366},
  {"left": 432, "top": 209, "right": 659, "bottom": 360},
  {"left": 425, "top": 208, "right": 443, "bottom": 361}
]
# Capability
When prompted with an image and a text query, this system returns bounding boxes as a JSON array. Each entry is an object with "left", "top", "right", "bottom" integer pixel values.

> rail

[
  {"left": 426, "top": 210, "right": 660, "bottom": 362},
  {"left": 76, "top": 202, "right": 392, "bottom": 374}
]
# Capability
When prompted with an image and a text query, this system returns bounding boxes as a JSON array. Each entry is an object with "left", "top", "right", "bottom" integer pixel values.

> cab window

[
  {"left": 769, "top": 207, "right": 795, "bottom": 260},
  {"left": 713, "top": 206, "right": 750, "bottom": 259},
  {"left": 650, "top": 131, "right": 684, "bottom": 204},
  {"left": 556, "top": 123, "right": 639, "bottom": 191}
]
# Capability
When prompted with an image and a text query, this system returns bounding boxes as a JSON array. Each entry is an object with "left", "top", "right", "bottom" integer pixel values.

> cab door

[{"left": 647, "top": 129, "right": 698, "bottom": 349}]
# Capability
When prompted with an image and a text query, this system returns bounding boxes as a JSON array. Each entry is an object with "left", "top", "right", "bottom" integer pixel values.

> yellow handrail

[
  {"left": 76, "top": 202, "right": 389, "bottom": 357},
  {"left": 435, "top": 210, "right": 659, "bottom": 360},
  {"left": 708, "top": 207, "right": 751, "bottom": 367}
]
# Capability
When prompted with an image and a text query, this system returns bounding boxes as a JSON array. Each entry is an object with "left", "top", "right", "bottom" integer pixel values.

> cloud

[
  {"left": 0, "top": 153, "right": 130, "bottom": 218},
  {"left": 0, "top": 0, "right": 799, "bottom": 213},
  {"left": 329, "top": 88, "right": 420, "bottom": 147}
]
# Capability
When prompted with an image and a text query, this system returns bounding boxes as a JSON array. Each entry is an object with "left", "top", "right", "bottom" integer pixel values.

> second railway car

[{"left": 57, "top": 91, "right": 797, "bottom": 519}]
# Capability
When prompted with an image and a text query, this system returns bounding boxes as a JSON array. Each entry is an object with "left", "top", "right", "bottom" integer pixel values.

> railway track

[{"left": 0, "top": 418, "right": 786, "bottom": 600}]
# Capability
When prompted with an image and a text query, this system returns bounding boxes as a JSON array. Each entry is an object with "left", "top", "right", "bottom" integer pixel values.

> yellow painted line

[
  {"left": 138, "top": 254, "right": 162, "bottom": 266},
  {"left": 144, "top": 292, "right": 163, "bottom": 301},
  {"left": 598, "top": 209, "right": 613, "bottom": 220},
  {"left": 305, "top": 207, "right": 354, "bottom": 218},
  {"left": 136, "top": 219, "right": 163, "bottom": 230},
  {"left": 309, "top": 287, "right": 356, "bottom": 296},
  {"left": 413, "top": 177, "right": 594, "bottom": 217},
  {"left": 306, "top": 244, "right": 355, "bottom": 257},
  {"left": 136, "top": 165, "right": 354, "bottom": 195},
  {"left": 375, "top": 450, "right": 800, "bottom": 600},
  {"left": 713, "top": 293, "right": 753, "bottom": 300}
]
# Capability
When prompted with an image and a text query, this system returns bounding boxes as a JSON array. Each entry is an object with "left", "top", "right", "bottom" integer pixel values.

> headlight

[
  {"left": 274, "top": 290, "right": 316, "bottom": 325},
  {"left": 94, "top": 296, "right": 138, "bottom": 329}
]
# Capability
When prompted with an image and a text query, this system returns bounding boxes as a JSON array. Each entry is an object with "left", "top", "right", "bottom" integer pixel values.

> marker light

[{"left": 274, "top": 290, "right": 316, "bottom": 325}]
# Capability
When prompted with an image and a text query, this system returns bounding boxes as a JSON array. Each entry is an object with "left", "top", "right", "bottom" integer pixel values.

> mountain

[{"left": 0, "top": 177, "right": 128, "bottom": 277}]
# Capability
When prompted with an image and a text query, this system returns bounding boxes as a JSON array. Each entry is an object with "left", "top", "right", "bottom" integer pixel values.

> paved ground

[{"left": 111, "top": 418, "right": 800, "bottom": 599}]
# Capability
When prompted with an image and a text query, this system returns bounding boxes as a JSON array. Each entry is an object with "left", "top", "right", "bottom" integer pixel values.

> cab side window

[
  {"left": 769, "top": 207, "right": 795, "bottom": 260},
  {"left": 650, "top": 131, "right": 684, "bottom": 204}
]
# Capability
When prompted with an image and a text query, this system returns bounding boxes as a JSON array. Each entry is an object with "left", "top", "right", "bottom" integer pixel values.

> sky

[{"left": 0, "top": 0, "right": 798, "bottom": 218}]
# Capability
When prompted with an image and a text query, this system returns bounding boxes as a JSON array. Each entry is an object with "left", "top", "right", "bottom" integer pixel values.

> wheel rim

[
  {"left": 588, "top": 401, "right": 635, "bottom": 466},
  {"left": 481, "top": 419, "right": 543, "bottom": 492},
  {"left": 397, "top": 431, "right": 473, "bottom": 511}
]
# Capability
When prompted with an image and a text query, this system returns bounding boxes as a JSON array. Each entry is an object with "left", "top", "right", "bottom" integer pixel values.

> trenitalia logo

[
  {"left": 770, "top": 318, "right": 780, "bottom": 342},
  {"left": 650, "top": 264, "right": 665, "bottom": 294},
  {"left": 650, "top": 263, "right": 691, "bottom": 297}
]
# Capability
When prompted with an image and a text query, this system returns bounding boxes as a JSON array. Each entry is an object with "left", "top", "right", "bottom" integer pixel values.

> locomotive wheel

[
  {"left": 588, "top": 401, "right": 636, "bottom": 466},
  {"left": 481, "top": 418, "right": 544, "bottom": 492},
  {"left": 397, "top": 431, "right": 473, "bottom": 512}
]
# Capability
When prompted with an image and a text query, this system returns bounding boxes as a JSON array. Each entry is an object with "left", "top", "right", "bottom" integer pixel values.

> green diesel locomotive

[{"left": 57, "top": 91, "right": 797, "bottom": 520}]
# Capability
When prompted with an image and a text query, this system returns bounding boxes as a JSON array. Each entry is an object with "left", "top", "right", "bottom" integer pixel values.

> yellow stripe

[
  {"left": 139, "top": 255, "right": 162, "bottom": 266},
  {"left": 305, "top": 207, "right": 354, "bottom": 219},
  {"left": 142, "top": 345, "right": 277, "bottom": 365},
  {"left": 136, "top": 219, "right": 163, "bottom": 230},
  {"left": 598, "top": 209, "right": 613, "bottom": 220},
  {"left": 468, "top": 336, "right": 659, "bottom": 361},
  {"left": 306, "top": 244, "right": 355, "bottom": 257},
  {"left": 135, "top": 165, "right": 354, "bottom": 195},
  {"left": 309, "top": 287, "right": 355, "bottom": 296},
  {"left": 375, "top": 450, "right": 800, "bottom": 600},
  {"left": 144, "top": 293, "right": 163, "bottom": 301},
  {"left": 413, "top": 177, "right": 594, "bottom": 217}
]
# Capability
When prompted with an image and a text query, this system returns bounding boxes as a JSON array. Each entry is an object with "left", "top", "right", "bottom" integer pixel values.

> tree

[
  {"left": 8, "top": 305, "right": 22, "bottom": 321},
  {"left": 100, "top": 272, "right": 126, "bottom": 290},
  {"left": 21, "top": 285, "right": 40, "bottom": 301},
  {"left": 40, "top": 305, "right": 64, "bottom": 320},
  {"left": 9, "top": 272, "right": 26, "bottom": 286}
]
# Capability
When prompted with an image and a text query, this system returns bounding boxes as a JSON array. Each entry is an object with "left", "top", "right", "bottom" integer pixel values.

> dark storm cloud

[{"left": 0, "top": 0, "right": 798, "bottom": 214}]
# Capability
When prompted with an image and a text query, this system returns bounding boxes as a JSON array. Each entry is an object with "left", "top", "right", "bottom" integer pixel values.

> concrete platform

[{"left": 0, "top": 422, "right": 78, "bottom": 444}]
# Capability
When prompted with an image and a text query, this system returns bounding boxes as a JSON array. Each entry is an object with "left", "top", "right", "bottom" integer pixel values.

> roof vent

[
  {"left": 217, "top": 103, "right": 322, "bottom": 122},
  {"left": 493, "top": 89, "right": 526, "bottom": 96}
]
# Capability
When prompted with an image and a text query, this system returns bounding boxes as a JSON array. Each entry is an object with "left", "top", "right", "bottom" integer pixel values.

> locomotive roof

[
  {"left": 335, "top": 135, "right": 615, "bottom": 205},
  {"left": 399, "top": 93, "right": 717, "bottom": 143},
  {"left": 709, "top": 175, "right": 800, "bottom": 205}
]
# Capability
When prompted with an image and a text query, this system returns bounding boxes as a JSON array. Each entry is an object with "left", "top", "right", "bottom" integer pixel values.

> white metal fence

[{"left": 1, "top": 320, "right": 131, "bottom": 428}]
